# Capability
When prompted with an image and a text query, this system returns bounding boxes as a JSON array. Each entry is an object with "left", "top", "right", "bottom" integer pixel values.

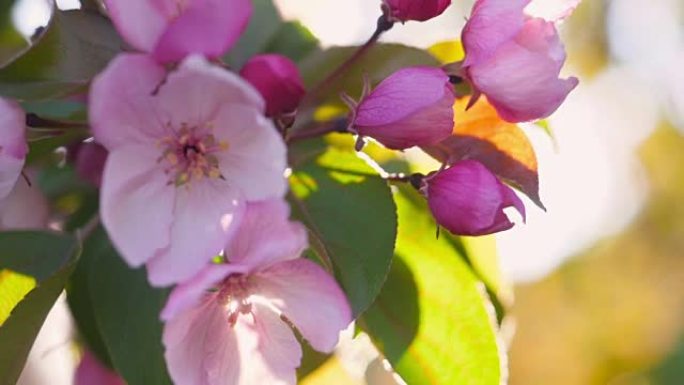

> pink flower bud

[
  {"left": 240, "top": 54, "right": 306, "bottom": 117},
  {"left": 383, "top": 0, "right": 452, "bottom": 22},
  {"left": 75, "top": 142, "right": 109, "bottom": 188},
  {"left": 423, "top": 160, "right": 526, "bottom": 236},
  {"left": 75, "top": 351, "right": 125, "bottom": 385},
  {"left": 0, "top": 97, "right": 27, "bottom": 200},
  {"left": 345, "top": 67, "right": 455, "bottom": 151},
  {"left": 461, "top": 0, "right": 579, "bottom": 122}
]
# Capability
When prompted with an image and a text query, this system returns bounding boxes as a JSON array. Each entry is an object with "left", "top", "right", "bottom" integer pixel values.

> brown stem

[
  {"left": 301, "top": 14, "right": 394, "bottom": 110},
  {"left": 26, "top": 113, "right": 89, "bottom": 130},
  {"left": 287, "top": 118, "right": 348, "bottom": 143}
]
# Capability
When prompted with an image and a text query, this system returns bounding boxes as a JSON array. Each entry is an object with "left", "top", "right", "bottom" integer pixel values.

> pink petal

[
  {"left": 462, "top": 0, "right": 531, "bottom": 66},
  {"left": 156, "top": 55, "right": 266, "bottom": 128},
  {"left": 0, "top": 98, "right": 26, "bottom": 199},
  {"left": 146, "top": 180, "right": 244, "bottom": 286},
  {"left": 100, "top": 145, "right": 175, "bottom": 268},
  {"left": 226, "top": 199, "right": 308, "bottom": 271},
  {"left": 255, "top": 259, "right": 352, "bottom": 353},
  {"left": 427, "top": 160, "right": 526, "bottom": 236},
  {"left": 75, "top": 142, "right": 108, "bottom": 188},
  {"left": 154, "top": 0, "right": 252, "bottom": 63},
  {"left": 75, "top": 351, "right": 125, "bottom": 385},
  {"left": 232, "top": 303, "right": 300, "bottom": 385},
  {"left": 0, "top": 177, "right": 49, "bottom": 230},
  {"left": 163, "top": 295, "right": 241, "bottom": 385},
  {"left": 103, "top": 0, "right": 170, "bottom": 53},
  {"left": 355, "top": 67, "right": 450, "bottom": 127},
  {"left": 212, "top": 105, "right": 287, "bottom": 201},
  {"left": 89, "top": 54, "right": 168, "bottom": 149},
  {"left": 161, "top": 264, "right": 247, "bottom": 321},
  {"left": 467, "top": 18, "right": 578, "bottom": 122}
]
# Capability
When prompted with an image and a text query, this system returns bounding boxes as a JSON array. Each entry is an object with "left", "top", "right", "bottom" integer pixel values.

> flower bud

[
  {"left": 240, "top": 54, "right": 306, "bottom": 117},
  {"left": 346, "top": 66, "right": 455, "bottom": 151},
  {"left": 383, "top": 0, "right": 452, "bottom": 22},
  {"left": 0, "top": 97, "right": 27, "bottom": 200},
  {"left": 75, "top": 351, "right": 125, "bottom": 385},
  {"left": 423, "top": 160, "right": 526, "bottom": 236},
  {"left": 461, "top": 0, "right": 579, "bottom": 122},
  {"left": 76, "top": 142, "right": 109, "bottom": 188}
]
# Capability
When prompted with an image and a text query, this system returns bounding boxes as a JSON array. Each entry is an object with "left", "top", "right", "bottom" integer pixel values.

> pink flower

[
  {"left": 0, "top": 176, "right": 49, "bottom": 230},
  {"left": 89, "top": 54, "right": 287, "bottom": 286},
  {"left": 422, "top": 160, "right": 526, "bottom": 236},
  {"left": 461, "top": 0, "right": 579, "bottom": 122},
  {"left": 104, "top": 0, "right": 252, "bottom": 63},
  {"left": 0, "top": 97, "right": 27, "bottom": 200},
  {"left": 345, "top": 67, "right": 455, "bottom": 151},
  {"left": 240, "top": 54, "right": 306, "bottom": 118},
  {"left": 75, "top": 351, "right": 125, "bottom": 385},
  {"left": 161, "top": 199, "right": 352, "bottom": 385},
  {"left": 383, "top": 0, "right": 452, "bottom": 22}
]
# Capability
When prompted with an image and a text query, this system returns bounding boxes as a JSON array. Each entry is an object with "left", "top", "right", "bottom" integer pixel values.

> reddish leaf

[{"left": 423, "top": 97, "right": 544, "bottom": 209}]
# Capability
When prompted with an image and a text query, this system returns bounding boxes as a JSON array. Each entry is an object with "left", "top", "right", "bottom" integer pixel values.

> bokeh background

[{"left": 5, "top": 0, "right": 684, "bottom": 384}]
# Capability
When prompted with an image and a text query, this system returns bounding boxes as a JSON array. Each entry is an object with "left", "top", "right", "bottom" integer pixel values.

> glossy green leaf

[
  {"left": 288, "top": 140, "right": 397, "bottom": 316},
  {"left": 0, "top": 231, "right": 80, "bottom": 385},
  {"left": 0, "top": 8, "right": 122, "bottom": 100},
  {"left": 85, "top": 226, "right": 172, "bottom": 385},
  {"left": 265, "top": 21, "right": 320, "bottom": 62},
  {"left": 361, "top": 186, "right": 504, "bottom": 385},
  {"left": 223, "top": 0, "right": 283, "bottom": 68}
]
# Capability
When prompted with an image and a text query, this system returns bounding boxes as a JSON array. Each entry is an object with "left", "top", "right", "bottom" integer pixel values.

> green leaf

[
  {"left": 223, "top": 0, "right": 283, "bottom": 68},
  {"left": 361, "top": 186, "right": 504, "bottom": 385},
  {"left": 265, "top": 21, "right": 320, "bottom": 62},
  {"left": 0, "top": 231, "right": 80, "bottom": 385},
  {"left": 0, "top": 9, "right": 123, "bottom": 100},
  {"left": 288, "top": 140, "right": 397, "bottom": 316},
  {"left": 84, "top": 226, "right": 172, "bottom": 385}
]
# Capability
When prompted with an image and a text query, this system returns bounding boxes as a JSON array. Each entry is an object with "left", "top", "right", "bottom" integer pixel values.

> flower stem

[
  {"left": 301, "top": 14, "right": 394, "bottom": 109},
  {"left": 287, "top": 118, "right": 348, "bottom": 143}
]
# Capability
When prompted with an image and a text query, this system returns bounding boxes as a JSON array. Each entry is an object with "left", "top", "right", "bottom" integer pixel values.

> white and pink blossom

[
  {"left": 89, "top": 54, "right": 287, "bottom": 286},
  {"left": 0, "top": 97, "right": 27, "bottom": 200}
]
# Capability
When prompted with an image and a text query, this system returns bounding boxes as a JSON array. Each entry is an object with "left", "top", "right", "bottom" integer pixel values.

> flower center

[
  {"left": 158, "top": 124, "right": 229, "bottom": 186},
  {"left": 217, "top": 274, "right": 253, "bottom": 326}
]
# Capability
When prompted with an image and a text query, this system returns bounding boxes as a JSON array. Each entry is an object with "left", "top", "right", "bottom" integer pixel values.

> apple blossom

[
  {"left": 344, "top": 66, "right": 455, "bottom": 151},
  {"left": 240, "top": 54, "right": 306, "bottom": 118},
  {"left": 0, "top": 176, "right": 49, "bottom": 230},
  {"left": 89, "top": 54, "right": 287, "bottom": 286},
  {"left": 104, "top": 0, "right": 252, "bottom": 63},
  {"left": 161, "top": 199, "right": 351, "bottom": 385},
  {"left": 461, "top": 0, "right": 579, "bottom": 122},
  {"left": 0, "top": 97, "right": 27, "bottom": 200},
  {"left": 383, "top": 0, "right": 452, "bottom": 22},
  {"left": 75, "top": 351, "right": 125, "bottom": 385},
  {"left": 421, "top": 160, "right": 526, "bottom": 236}
]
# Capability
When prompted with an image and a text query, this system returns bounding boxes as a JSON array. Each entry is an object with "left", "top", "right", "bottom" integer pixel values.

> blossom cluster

[{"left": 0, "top": 0, "right": 580, "bottom": 383}]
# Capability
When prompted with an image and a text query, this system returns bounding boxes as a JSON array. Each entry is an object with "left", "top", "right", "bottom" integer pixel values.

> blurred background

[{"left": 4, "top": 0, "right": 684, "bottom": 384}]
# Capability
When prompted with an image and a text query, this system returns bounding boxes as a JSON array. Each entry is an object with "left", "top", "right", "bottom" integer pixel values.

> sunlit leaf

[
  {"left": 423, "top": 97, "right": 544, "bottom": 209},
  {"left": 361, "top": 186, "right": 504, "bottom": 385}
]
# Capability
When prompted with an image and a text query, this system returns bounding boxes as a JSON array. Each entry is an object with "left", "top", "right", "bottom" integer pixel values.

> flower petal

[
  {"left": 163, "top": 295, "right": 240, "bottom": 385},
  {"left": 0, "top": 98, "right": 26, "bottom": 200},
  {"left": 146, "top": 180, "right": 244, "bottom": 286},
  {"left": 103, "top": 0, "right": 170, "bottom": 52},
  {"left": 100, "top": 145, "right": 175, "bottom": 268},
  {"left": 255, "top": 259, "right": 352, "bottom": 353},
  {"left": 226, "top": 199, "right": 308, "bottom": 271},
  {"left": 0, "top": 177, "right": 49, "bottom": 230},
  {"left": 161, "top": 264, "right": 247, "bottom": 321},
  {"left": 232, "top": 303, "right": 301, "bottom": 385},
  {"left": 462, "top": 0, "right": 530, "bottom": 66},
  {"left": 89, "top": 54, "right": 168, "bottom": 149},
  {"left": 157, "top": 55, "right": 265, "bottom": 127},
  {"left": 154, "top": 0, "right": 252, "bottom": 63},
  {"left": 468, "top": 18, "right": 578, "bottom": 122},
  {"left": 213, "top": 105, "right": 287, "bottom": 200}
]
